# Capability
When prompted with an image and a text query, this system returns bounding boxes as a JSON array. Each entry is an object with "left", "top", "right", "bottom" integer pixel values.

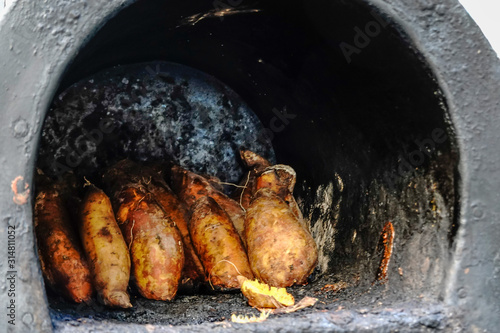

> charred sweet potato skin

[
  {"left": 116, "top": 187, "right": 184, "bottom": 300},
  {"left": 190, "top": 196, "right": 253, "bottom": 290},
  {"left": 35, "top": 187, "right": 93, "bottom": 303},
  {"left": 80, "top": 186, "right": 131, "bottom": 308},
  {"left": 245, "top": 189, "right": 317, "bottom": 287}
]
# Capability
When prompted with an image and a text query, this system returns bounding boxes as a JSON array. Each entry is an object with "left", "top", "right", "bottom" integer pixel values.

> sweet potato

[
  {"left": 233, "top": 150, "right": 271, "bottom": 210},
  {"left": 254, "top": 164, "right": 303, "bottom": 221},
  {"left": 240, "top": 149, "right": 272, "bottom": 170},
  {"left": 171, "top": 166, "right": 246, "bottom": 243},
  {"left": 113, "top": 186, "right": 184, "bottom": 300},
  {"left": 189, "top": 196, "right": 253, "bottom": 290},
  {"left": 34, "top": 184, "right": 93, "bottom": 303},
  {"left": 245, "top": 188, "right": 317, "bottom": 287},
  {"left": 79, "top": 185, "right": 131, "bottom": 308},
  {"left": 103, "top": 159, "right": 204, "bottom": 289},
  {"left": 145, "top": 181, "right": 205, "bottom": 289}
]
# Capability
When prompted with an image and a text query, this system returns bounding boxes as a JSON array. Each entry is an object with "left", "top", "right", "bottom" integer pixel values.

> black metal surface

[
  {"left": 37, "top": 61, "right": 275, "bottom": 184},
  {"left": 0, "top": 0, "right": 499, "bottom": 332}
]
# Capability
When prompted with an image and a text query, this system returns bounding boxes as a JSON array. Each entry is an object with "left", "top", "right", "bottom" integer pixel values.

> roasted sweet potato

[
  {"left": 80, "top": 185, "right": 131, "bottom": 308},
  {"left": 232, "top": 150, "right": 271, "bottom": 210},
  {"left": 245, "top": 188, "right": 317, "bottom": 287},
  {"left": 145, "top": 182, "right": 205, "bottom": 289},
  {"left": 171, "top": 166, "right": 246, "bottom": 242},
  {"left": 254, "top": 164, "right": 303, "bottom": 221},
  {"left": 113, "top": 186, "right": 184, "bottom": 301},
  {"left": 34, "top": 184, "right": 93, "bottom": 303},
  {"left": 103, "top": 159, "right": 204, "bottom": 290},
  {"left": 240, "top": 149, "right": 272, "bottom": 170},
  {"left": 190, "top": 196, "right": 253, "bottom": 290}
]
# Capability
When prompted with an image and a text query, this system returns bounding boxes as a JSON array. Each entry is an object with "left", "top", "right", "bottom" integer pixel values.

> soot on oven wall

[{"left": 34, "top": 0, "right": 459, "bottom": 328}]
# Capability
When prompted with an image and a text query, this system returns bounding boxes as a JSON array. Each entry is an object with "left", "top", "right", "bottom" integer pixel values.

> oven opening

[{"left": 34, "top": 0, "right": 459, "bottom": 329}]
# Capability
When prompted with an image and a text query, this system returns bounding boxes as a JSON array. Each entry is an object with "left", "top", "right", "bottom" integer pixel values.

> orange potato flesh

[
  {"left": 190, "top": 196, "right": 254, "bottom": 290},
  {"left": 245, "top": 188, "right": 317, "bottom": 287},
  {"left": 34, "top": 186, "right": 93, "bottom": 304},
  {"left": 80, "top": 186, "right": 131, "bottom": 308}
]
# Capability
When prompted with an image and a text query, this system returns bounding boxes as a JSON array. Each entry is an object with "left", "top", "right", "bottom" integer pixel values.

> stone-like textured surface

[{"left": 37, "top": 61, "right": 274, "bottom": 184}]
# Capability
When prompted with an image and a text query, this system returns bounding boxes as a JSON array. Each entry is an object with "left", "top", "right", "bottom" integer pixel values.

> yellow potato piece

[{"left": 238, "top": 276, "right": 295, "bottom": 308}]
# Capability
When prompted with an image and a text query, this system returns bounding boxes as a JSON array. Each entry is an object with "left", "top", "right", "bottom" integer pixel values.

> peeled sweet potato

[
  {"left": 34, "top": 184, "right": 93, "bottom": 304},
  {"left": 80, "top": 185, "right": 131, "bottom": 308},
  {"left": 171, "top": 166, "right": 246, "bottom": 243},
  {"left": 245, "top": 188, "right": 317, "bottom": 287},
  {"left": 189, "top": 196, "right": 253, "bottom": 290},
  {"left": 114, "top": 186, "right": 184, "bottom": 300}
]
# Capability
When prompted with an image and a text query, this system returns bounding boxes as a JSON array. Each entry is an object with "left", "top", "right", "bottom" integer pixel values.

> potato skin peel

[
  {"left": 245, "top": 188, "right": 318, "bottom": 287},
  {"left": 34, "top": 186, "right": 93, "bottom": 304},
  {"left": 190, "top": 196, "right": 253, "bottom": 290},
  {"left": 80, "top": 185, "right": 131, "bottom": 308}
]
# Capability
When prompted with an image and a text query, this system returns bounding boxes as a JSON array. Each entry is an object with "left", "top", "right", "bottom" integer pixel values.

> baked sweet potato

[
  {"left": 254, "top": 164, "right": 303, "bottom": 221},
  {"left": 113, "top": 185, "right": 184, "bottom": 301},
  {"left": 171, "top": 166, "right": 246, "bottom": 243},
  {"left": 240, "top": 149, "right": 272, "bottom": 170},
  {"left": 34, "top": 183, "right": 93, "bottom": 304},
  {"left": 103, "top": 159, "right": 204, "bottom": 290},
  {"left": 233, "top": 150, "right": 271, "bottom": 210},
  {"left": 145, "top": 181, "right": 205, "bottom": 290},
  {"left": 245, "top": 188, "right": 317, "bottom": 287},
  {"left": 189, "top": 196, "right": 253, "bottom": 290},
  {"left": 80, "top": 185, "right": 131, "bottom": 308}
]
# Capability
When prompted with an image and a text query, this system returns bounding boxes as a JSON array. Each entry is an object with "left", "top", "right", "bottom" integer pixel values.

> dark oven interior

[{"left": 36, "top": 0, "right": 459, "bottom": 329}]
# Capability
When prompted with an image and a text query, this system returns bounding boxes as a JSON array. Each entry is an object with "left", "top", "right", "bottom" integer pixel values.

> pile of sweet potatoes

[{"left": 34, "top": 150, "right": 318, "bottom": 308}]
